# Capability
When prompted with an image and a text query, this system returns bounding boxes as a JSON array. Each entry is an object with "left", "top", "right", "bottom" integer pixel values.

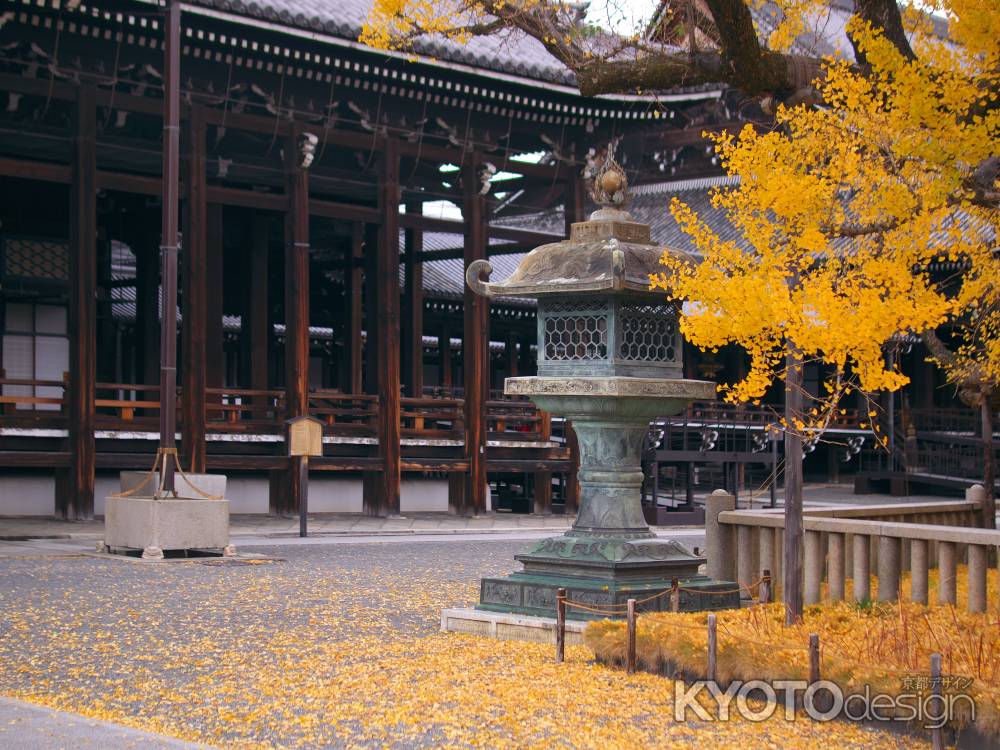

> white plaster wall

[
  {"left": 304, "top": 477, "right": 364, "bottom": 513},
  {"left": 0, "top": 473, "right": 56, "bottom": 516},
  {"left": 93, "top": 473, "right": 119, "bottom": 517},
  {"left": 224, "top": 475, "right": 271, "bottom": 514},
  {"left": 401, "top": 478, "right": 449, "bottom": 512},
  {"left": 0, "top": 472, "right": 450, "bottom": 516}
]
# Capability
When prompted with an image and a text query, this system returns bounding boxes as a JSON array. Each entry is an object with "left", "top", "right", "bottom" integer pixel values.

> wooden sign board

[{"left": 287, "top": 415, "right": 323, "bottom": 457}]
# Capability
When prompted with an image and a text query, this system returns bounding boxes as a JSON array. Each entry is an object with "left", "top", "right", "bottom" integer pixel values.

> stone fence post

[
  {"left": 705, "top": 489, "right": 736, "bottom": 581},
  {"left": 967, "top": 484, "right": 988, "bottom": 528}
]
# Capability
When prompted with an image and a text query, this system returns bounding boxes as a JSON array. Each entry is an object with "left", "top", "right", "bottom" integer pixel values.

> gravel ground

[{"left": 0, "top": 539, "right": 922, "bottom": 749}]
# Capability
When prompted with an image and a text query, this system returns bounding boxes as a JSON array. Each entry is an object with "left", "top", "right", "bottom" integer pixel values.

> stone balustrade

[{"left": 706, "top": 485, "right": 994, "bottom": 613}]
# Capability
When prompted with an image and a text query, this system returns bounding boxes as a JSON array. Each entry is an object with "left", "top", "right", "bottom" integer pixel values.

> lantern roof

[{"left": 466, "top": 207, "right": 686, "bottom": 299}]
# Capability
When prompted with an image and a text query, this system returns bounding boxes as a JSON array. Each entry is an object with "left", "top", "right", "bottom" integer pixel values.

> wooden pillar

[
  {"left": 363, "top": 223, "right": 379, "bottom": 394},
  {"left": 205, "top": 203, "right": 224, "bottom": 392},
  {"left": 564, "top": 174, "right": 586, "bottom": 234},
  {"left": 65, "top": 84, "right": 97, "bottom": 520},
  {"left": 283, "top": 129, "right": 310, "bottom": 515},
  {"left": 506, "top": 332, "right": 519, "bottom": 379},
  {"left": 246, "top": 214, "right": 269, "bottom": 405},
  {"left": 341, "top": 223, "right": 363, "bottom": 394},
  {"left": 565, "top": 421, "right": 581, "bottom": 514},
  {"left": 135, "top": 230, "right": 160, "bottom": 387},
  {"left": 368, "top": 138, "right": 401, "bottom": 517},
  {"left": 181, "top": 107, "right": 208, "bottom": 474},
  {"left": 439, "top": 323, "right": 453, "bottom": 391},
  {"left": 462, "top": 159, "right": 489, "bottom": 516},
  {"left": 534, "top": 411, "right": 552, "bottom": 515},
  {"left": 402, "top": 201, "right": 424, "bottom": 397}
]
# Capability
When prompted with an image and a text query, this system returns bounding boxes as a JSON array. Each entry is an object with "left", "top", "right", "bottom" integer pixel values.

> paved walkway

[
  {"left": 0, "top": 697, "right": 215, "bottom": 749},
  {"left": 0, "top": 510, "right": 576, "bottom": 541},
  {"left": 0, "top": 482, "right": 955, "bottom": 543}
]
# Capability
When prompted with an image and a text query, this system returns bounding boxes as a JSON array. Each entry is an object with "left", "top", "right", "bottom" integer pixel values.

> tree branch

[{"left": 849, "top": 0, "right": 917, "bottom": 65}]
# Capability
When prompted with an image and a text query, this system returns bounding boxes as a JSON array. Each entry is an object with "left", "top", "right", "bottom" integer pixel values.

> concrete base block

[
  {"left": 120, "top": 472, "right": 226, "bottom": 499},
  {"left": 440, "top": 607, "right": 586, "bottom": 645},
  {"left": 105, "top": 478, "right": 230, "bottom": 552}
]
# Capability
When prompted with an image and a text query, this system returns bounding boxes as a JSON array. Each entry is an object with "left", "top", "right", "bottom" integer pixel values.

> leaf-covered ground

[{"left": 0, "top": 541, "right": 925, "bottom": 748}]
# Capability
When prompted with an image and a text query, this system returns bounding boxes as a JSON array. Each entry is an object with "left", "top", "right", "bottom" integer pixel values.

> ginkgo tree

[{"left": 363, "top": 0, "right": 1000, "bottom": 623}]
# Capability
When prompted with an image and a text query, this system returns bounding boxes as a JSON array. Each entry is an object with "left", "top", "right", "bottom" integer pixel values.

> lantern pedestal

[{"left": 476, "top": 377, "right": 740, "bottom": 619}]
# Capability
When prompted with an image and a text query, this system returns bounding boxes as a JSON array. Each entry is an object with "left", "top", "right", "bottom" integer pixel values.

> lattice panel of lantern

[
  {"left": 619, "top": 303, "right": 679, "bottom": 364},
  {"left": 542, "top": 299, "right": 609, "bottom": 363},
  {"left": 536, "top": 296, "right": 683, "bottom": 379}
]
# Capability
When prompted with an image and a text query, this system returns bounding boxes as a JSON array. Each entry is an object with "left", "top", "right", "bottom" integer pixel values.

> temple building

[{"left": 0, "top": 0, "right": 985, "bottom": 518}]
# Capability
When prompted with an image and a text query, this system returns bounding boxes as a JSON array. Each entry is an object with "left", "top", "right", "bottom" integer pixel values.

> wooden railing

[
  {"left": 206, "top": 387, "right": 285, "bottom": 432},
  {"left": 96, "top": 382, "right": 162, "bottom": 425},
  {"left": 0, "top": 381, "right": 552, "bottom": 452},
  {"left": 309, "top": 391, "right": 378, "bottom": 437},
  {"left": 683, "top": 400, "right": 859, "bottom": 430},
  {"left": 487, "top": 399, "right": 547, "bottom": 442},
  {"left": 707, "top": 486, "right": 991, "bottom": 612},
  {"left": 400, "top": 396, "right": 463, "bottom": 439},
  {"left": 0, "top": 377, "right": 66, "bottom": 417}
]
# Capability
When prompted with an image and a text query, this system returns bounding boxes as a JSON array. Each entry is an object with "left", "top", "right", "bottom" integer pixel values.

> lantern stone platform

[
  {"left": 103, "top": 472, "right": 231, "bottom": 559},
  {"left": 461, "top": 159, "right": 740, "bottom": 620}
]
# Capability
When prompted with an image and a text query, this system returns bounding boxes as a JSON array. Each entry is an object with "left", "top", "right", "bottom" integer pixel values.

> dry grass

[{"left": 584, "top": 565, "right": 1000, "bottom": 738}]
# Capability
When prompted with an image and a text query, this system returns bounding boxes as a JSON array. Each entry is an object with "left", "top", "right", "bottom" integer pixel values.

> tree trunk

[
  {"left": 982, "top": 394, "right": 996, "bottom": 529},
  {"left": 784, "top": 351, "right": 805, "bottom": 624}
]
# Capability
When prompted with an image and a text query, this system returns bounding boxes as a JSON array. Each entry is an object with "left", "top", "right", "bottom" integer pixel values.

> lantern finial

[{"left": 589, "top": 145, "right": 629, "bottom": 209}]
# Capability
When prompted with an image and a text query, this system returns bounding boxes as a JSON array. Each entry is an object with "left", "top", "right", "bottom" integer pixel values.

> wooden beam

[
  {"left": 398, "top": 211, "right": 561, "bottom": 246},
  {"left": 181, "top": 106, "right": 208, "bottom": 474},
  {"left": 65, "top": 84, "right": 97, "bottom": 521},
  {"left": 207, "top": 185, "right": 287, "bottom": 212},
  {"left": 403, "top": 201, "right": 424, "bottom": 397},
  {"left": 462, "top": 159, "right": 489, "bottom": 516},
  {"left": 98, "top": 170, "right": 162, "bottom": 196},
  {"left": 309, "top": 199, "right": 380, "bottom": 224},
  {"left": 0, "top": 157, "right": 70, "bottom": 184},
  {"left": 414, "top": 241, "right": 531, "bottom": 263},
  {"left": 0, "top": 452, "right": 73, "bottom": 468},
  {"left": 370, "top": 137, "right": 402, "bottom": 517}
]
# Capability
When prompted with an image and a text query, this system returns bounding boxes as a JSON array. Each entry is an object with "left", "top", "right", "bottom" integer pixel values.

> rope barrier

[{"left": 562, "top": 576, "right": 769, "bottom": 616}]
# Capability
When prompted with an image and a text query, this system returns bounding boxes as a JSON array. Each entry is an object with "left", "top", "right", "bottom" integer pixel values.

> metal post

[
  {"left": 770, "top": 434, "right": 778, "bottom": 508},
  {"left": 930, "top": 653, "right": 944, "bottom": 750},
  {"left": 808, "top": 633, "right": 820, "bottom": 683},
  {"left": 298, "top": 455, "right": 309, "bottom": 537},
  {"left": 760, "top": 568, "right": 772, "bottom": 604},
  {"left": 555, "top": 587, "right": 566, "bottom": 663},
  {"left": 707, "top": 613, "right": 717, "bottom": 683},
  {"left": 158, "top": 0, "right": 181, "bottom": 493},
  {"left": 670, "top": 577, "right": 680, "bottom": 613},
  {"left": 626, "top": 598, "right": 637, "bottom": 674}
]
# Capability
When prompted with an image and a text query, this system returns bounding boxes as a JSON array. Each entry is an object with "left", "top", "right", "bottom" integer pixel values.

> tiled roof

[{"left": 189, "top": 0, "right": 577, "bottom": 85}]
